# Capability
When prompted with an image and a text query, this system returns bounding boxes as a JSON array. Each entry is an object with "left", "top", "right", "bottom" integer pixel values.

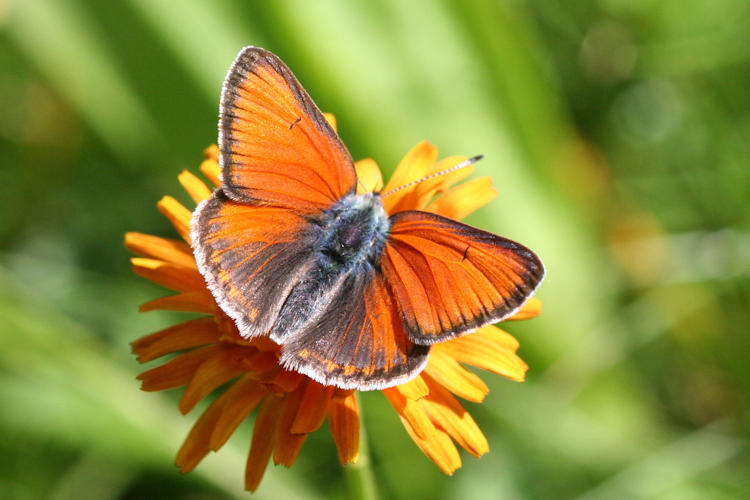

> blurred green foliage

[{"left": 1, "top": 0, "right": 749, "bottom": 498}]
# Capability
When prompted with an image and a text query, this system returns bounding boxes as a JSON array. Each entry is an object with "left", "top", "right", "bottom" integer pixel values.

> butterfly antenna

[{"left": 381, "top": 154, "right": 483, "bottom": 199}]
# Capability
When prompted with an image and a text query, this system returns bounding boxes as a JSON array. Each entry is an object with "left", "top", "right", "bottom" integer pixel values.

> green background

[{"left": 1, "top": 0, "right": 748, "bottom": 498}]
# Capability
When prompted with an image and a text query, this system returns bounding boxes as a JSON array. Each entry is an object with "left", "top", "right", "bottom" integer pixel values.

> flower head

[{"left": 128, "top": 129, "right": 541, "bottom": 490}]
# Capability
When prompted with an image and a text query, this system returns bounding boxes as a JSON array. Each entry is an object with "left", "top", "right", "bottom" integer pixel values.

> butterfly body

[
  {"left": 270, "top": 192, "right": 390, "bottom": 342},
  {"left": 192, "top": 47, "right": 545, "bottom": 390}
]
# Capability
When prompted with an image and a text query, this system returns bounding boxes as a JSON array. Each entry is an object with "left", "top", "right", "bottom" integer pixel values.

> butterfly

[{"left": 191, "top": 47, "right": 545, "bottom": 391}]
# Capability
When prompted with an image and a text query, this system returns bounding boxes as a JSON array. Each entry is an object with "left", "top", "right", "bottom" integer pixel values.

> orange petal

[
  {"left": 265, "top": 369, "right": 305, "bottom": 393},
  {"left": 175, "top": 387, "right": 230, "bottom": 473},
  {"left": 391, "top": 155, "right": 473, "bottom": 213},
  {"left": 291, "top": 381, "right": 334, "bottom": 434},
  {"left": 425, "top": 176, "right": 497, "bottom": 220},
  {"left": 332, "top": 388, "right": 355, "bottom": 401},
  {"left": 124, "top": 232, "right": 195, "bottom": 268},
  {"left": 481, "top": 325, "right": 520, "bottom": 350},
  {"left": 210, "top": 375, "right": 268, "bottom": 451},
  {"left": 178, "top": 346, "right": 254, "bottom": 414},
  {"left": 435, "top": 326, "right": 528, "bottom": 381},
  {"left": 139, "top": 290, "right": 214, "bottom": 314},
  {"left": 131, "top": 317, "right": 220, "bottom": 362},
  {"left": 402, "top": 423, "right": 461, "bottom": 475},
  {"left": 507, "top": 297, "right": 542, "bottom": 320},
  {"left": 382, "top": 141, "right": 438, "bottom": 212},
  {"left": 395, "top": 375, "right": 430, "bottom": 401},
  {"left": 383, "top": 387, "right": 436, "bottom": 440},
  {"left": 273, "top": 387, "right": 307, "bottom": 467},
  {"left": 424, "top": 350, "right": 489, "bottom": 403},
  {"left": 323, "top": 112, "right": 337, "bottom": 132},
  {"left": 178, "top": 169, "right": 213, "bottom": 204},
  {"left": 328, "top": 391, "right": 360, "bottom": 464},
  {"left": 249, "top": 335, "right": 282, "bottom": 352},
  {"left": 236, "top": 350, "right": 281, "bottom": 374},
  {"left": 131, "top": 257, "right": 205, "bottom": 292},
  {"left": 200, "top": 158, "right": 221, "bottom": 187},
  {"left": 204, "top": 144, "right": 219, "bottom": 161},
  {"left": 137, "top": 344, "right": 223, "bottom": 391},
  {"left": 245, "top": 395, "right": 284, "bottom": 492},
  {"left": 421, "top": 375, "right": 489, "bottom": 458},
  {"left": 157, "top": 196, "right": 192, "bottom": 243},
  {"left": 354, "top": 158, "right": 384, "bottom": 194}
]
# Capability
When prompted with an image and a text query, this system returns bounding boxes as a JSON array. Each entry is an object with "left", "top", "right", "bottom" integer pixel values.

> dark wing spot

[
  {"left": 289, "top": 117, "right": 302, "bottom": 129},
  {"left": 462, "top": 245, "right": 470, "bottom": 262}
]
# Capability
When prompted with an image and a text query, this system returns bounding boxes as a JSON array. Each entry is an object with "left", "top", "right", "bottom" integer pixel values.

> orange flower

[{"left": 128, "top": 135, "right": 541, "bottom": 491}]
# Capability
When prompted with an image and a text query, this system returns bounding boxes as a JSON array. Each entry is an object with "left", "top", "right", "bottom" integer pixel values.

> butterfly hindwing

[
  {"left": 220, "top": 46, "right": 357, "bottom": 212},
  {"left": 382, "top": 210, "right": 545, "bottom": 345},
  {"left": 192, "top": 190, "right": 316, "bottom": 338},
  {"left": 280, "top": 269, "right": 430, "bottom": 390}
]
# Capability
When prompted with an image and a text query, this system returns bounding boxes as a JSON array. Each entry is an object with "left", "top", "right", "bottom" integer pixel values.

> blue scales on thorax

[{"left": 270, "top": 193, "right": 391, "bottom": 342}]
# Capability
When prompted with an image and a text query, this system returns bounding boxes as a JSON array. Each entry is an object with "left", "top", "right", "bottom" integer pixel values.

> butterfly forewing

[
  {"left": 220, "top": 47, "right": 357, "bottom": 212},
  {"left": 382, "top": 211, "right": 545, "bottom": 345}
]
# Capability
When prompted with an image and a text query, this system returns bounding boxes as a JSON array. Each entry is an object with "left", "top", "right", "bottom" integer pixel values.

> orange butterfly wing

[
  {"left": 280, "top": 270, "right": 429, "bottom": 390},
  {"left": 192, "top": 190, "right": 316, "bottom": 339},
  {"left": 219, "top": 46, "right": 356, "bottom": 211},
  {"left": 381, "top": 211, "right": 545, "bottom": 344}
]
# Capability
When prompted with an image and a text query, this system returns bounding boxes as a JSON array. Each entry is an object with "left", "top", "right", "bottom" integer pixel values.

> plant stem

[{"left": 344, "top": 394, "right": 379, "bottom": 500}]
